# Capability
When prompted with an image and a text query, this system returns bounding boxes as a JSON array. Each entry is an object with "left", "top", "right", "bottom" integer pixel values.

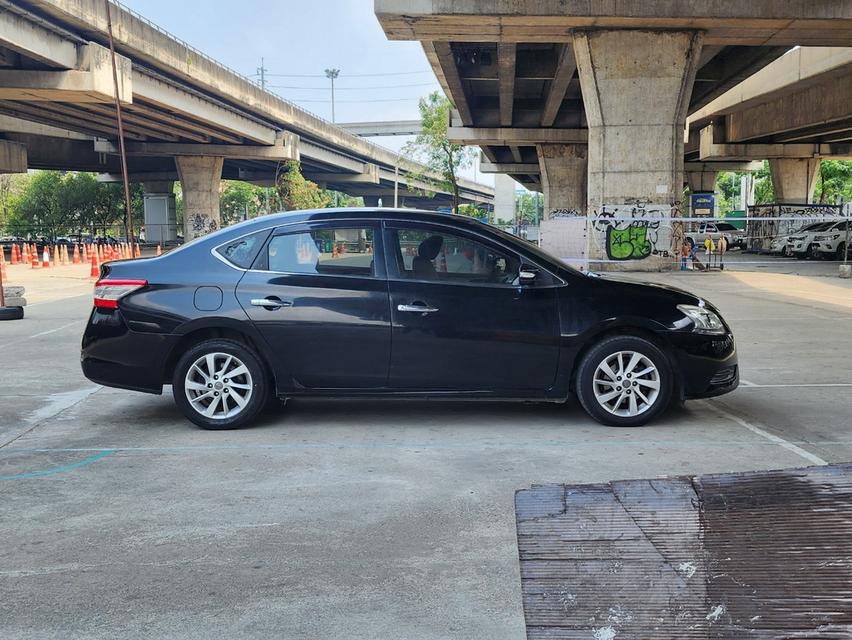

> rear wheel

[
  {"left": 173, "top": 338, "right": 268, "bottom": 429},
  {"left": 576, "top": 335, "right": 673, "bottom": 427}
]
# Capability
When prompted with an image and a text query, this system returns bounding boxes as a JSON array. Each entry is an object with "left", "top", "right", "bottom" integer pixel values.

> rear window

[{"left": 214, "top": 230, "right": 268, "bottom": 268}]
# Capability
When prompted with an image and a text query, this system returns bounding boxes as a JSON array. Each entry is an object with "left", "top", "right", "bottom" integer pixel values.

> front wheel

[
  {"left": 575, "top": 335, "right": 673, "bottom": 427},
  {"left": 173, "top": 338, "right": 269, "bottom": 429}
]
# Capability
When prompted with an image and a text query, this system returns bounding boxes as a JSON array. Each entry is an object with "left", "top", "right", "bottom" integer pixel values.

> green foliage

[
  {"left": 220, "top": 180, "right": 264, "bottom": 225},
  {"left": 275, "top": 160, "right": 330, "bottom": 211},
  {"left": 753, "top": 161, "right": 775, "bottom": 205},
  {"left": 815, "top": 160, "right": 852, "bottom": 204},
  {"left": 457, "top": 203, "right": 487, "bottom": 219},
  {"left": 515, "top": 191, "right": 542, "bottom": 224},
  {"left": 403, "top": 91, "right": 474, "bottom": 213}
]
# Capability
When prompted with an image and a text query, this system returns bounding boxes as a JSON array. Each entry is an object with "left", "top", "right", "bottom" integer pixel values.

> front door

[
  {"left": 236, "top": 222, "right": 391, "bottom": 390},
  {"left": 383, "top": 223, "right": 561, "bottom": 393}
]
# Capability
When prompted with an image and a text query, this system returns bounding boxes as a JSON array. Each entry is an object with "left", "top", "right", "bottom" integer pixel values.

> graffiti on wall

[
  {"left": 747, "top": 204, "right": 844, "bottom": 252},
  {"left": 549, "top": 208, "right": 583, "bottom": 219},
  {"left": 591, "top": 200, "right": 676, "bottom": 261},
  {"left": 190, "top": 213, "right": 219, "bottom": 237}
]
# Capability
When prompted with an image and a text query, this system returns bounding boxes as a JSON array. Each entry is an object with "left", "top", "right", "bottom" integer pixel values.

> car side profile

[{"left": 81, "top": 209, "right": 738, "bottom": 429}]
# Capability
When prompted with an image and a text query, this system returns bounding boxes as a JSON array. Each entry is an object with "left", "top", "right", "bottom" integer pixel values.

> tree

[
  {"left": 815, "top": 160, "right": 852, "bottom": 204},
  {"left": 220, "top": 181, "right": 264, "bottom": 225},
  {"left": 9, "top": 171, "right": 73, "bottom": 239},
  {"left": 275, "top": 161, "right": 330, "bottom": 211},
  {"left": 404, "top": 91, "right": 474, "bottom": 213}
]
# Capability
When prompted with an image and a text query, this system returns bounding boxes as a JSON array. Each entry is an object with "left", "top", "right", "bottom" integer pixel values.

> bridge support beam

[
  {"left": 537, "top": 144, "right": 588, "bottom": 265},
  {"left": 769, "top": 157, "right": 821, "bottom": 204},
  {"left": 575, "top": 29, "right": 703, "bottom": 270},
  {"left": 175, "top": 156, "right": 224, "bottom": 240},
  {"left": 686, "top": 170, "right": 717, "bottom": 194},
  {"left": 0, "top": 140, "right": 26, "bottom": 173}
]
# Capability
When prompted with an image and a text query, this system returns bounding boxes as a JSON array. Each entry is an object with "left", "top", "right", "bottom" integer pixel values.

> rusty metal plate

[{"left": 515, "top": 464, "right": 852, "bottom": 639}]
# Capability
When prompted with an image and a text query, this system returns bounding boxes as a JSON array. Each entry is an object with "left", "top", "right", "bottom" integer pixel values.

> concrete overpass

[
  {"left": 338, "top": 120, "right": 422, "bottom": 137},
  {"left": 685, "top": 47, "right": 852, "bottom": 204},
  {"left": 0, "top": 0, "right": 493, "bottom": 239},
  {"left": 375, "top": 0, "right": 852, "bottom": 269}
]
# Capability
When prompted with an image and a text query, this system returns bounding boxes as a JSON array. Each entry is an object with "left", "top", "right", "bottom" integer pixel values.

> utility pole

[
  {"left": 257, "top": 57, "right": 267, "bottom": 90},
  {"left": 324, "top": 68, "right": 340, "bottom": 122}
]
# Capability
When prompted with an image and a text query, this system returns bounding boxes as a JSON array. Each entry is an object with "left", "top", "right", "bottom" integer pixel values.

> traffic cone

[
  {"left": 52, "top": 246, "right": 58, "bottom": 268},
  {"left": 135, "top": 243, "right": 141, "bottom": 259},
  {"left": 81, "top": 244, "right": 88, "bottom": 263},
  {"left": 156, "top": 244, "right": 162, "bottom": 257},
  {"left": 10, "top": 243, "right": 18, "bottom": 265},
  {"left": 42, "top": 246, "right": 50, "bottom": 268},
  {"left": 0, "top": 246, "right": 6, "bottom": 281},
  {"left": 73, "top": 245, "right": 80, "bottom": 264},
  {"left": 61, "top": 245, "right": 68, "bottom": 266},
  {"left": 31, "top": 246, "right": 39, "bottom": 269},
  {"left": 89, "top": 252, "right": 99, "bottom": 278},
  {"left": 21, "top": 244, "right": 28, "bottom": 265}
]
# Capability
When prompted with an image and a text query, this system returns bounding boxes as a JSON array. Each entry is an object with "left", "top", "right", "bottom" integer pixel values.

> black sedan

[{"left": 82, "top": 208, "right": 738, "bottom": 429}]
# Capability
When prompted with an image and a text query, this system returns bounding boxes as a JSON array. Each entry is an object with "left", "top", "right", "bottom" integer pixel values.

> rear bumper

[{"left": 81, "top": 308, "right": 177, "bottom": 394}]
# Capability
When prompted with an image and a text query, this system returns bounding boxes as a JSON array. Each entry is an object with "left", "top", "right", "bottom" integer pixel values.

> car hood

[{"left": 586, "top": 272, "right": 706, "bottom": 306}]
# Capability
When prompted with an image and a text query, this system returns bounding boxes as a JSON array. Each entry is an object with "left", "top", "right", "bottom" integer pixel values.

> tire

[
  {"left": 575, "top": 335, "right": 673, "bottom": 427},
  {"left": 172, "top": 338, "right": 269, "bottom": 430},
  {"left": 781, "top": 245, "right": 792, "bottom": 258},
  {"left": 795, "top": 251, "right": 807, "bottom": 260},
  {"left": 836, "top": 242, "right": 847, "bottom": 261},
  {"left": 0, "top": 306, "right": 23, "bottom": 320},
  {"left": 807, "top": 244, "right": 820, "bottom": 260}
]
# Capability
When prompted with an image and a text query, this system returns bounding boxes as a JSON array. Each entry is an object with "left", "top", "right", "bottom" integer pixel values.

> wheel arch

[
  {"left": 163, "top": 320, "right": 276, "bottom": 388},
  {"left": 567, "top": 320, "right": 681, "bottom": 398}
]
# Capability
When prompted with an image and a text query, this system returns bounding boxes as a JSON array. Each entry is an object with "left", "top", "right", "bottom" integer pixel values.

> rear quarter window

[{"left": 214, "top": 230, "right": 268, "bottom": 268}]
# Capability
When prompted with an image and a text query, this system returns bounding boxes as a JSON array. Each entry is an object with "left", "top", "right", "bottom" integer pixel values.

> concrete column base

[
  {"left": 769, "top": 158, "right": 820, "bottom": 204},
  {"left": 575, "top": 29, "right": 703, "bottom": 271},
  {"left": 175, "top": 157, "right": 224, "bottom": 240},
  {"left": 840, "top": 264, "right": 851, "bottom": 279}
]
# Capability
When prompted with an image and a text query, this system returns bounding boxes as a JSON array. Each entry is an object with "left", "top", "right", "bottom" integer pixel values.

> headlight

[{"left": 677, "top": 304, "right": 726, "bottom": 335}]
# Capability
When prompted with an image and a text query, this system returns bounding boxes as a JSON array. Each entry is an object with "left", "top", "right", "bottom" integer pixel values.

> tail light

[{"left": 93, "top": 279, "right": 147, "bottom": 309}]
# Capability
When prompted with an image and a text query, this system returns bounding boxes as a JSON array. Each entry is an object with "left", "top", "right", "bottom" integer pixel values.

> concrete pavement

[{"left": 1, "top": 268, "right": 851, "bottom": 639}]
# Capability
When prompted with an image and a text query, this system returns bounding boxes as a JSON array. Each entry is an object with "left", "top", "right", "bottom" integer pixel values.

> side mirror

[{"left": 519, "top": 267, "right": 539, "bottom": 284}]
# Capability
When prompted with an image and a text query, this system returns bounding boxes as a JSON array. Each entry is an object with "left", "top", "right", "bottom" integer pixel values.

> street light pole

[{"left": 324, "top": 68, "right": 340, "bottom": 123}]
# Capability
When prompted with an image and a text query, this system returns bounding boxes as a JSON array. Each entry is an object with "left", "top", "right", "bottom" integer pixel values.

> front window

[
  {"left": 388, "top": 227, "right": 520, "bottom": 285},
  {"left": 264, "top": 227, "right": 375, "bottom": 277}
]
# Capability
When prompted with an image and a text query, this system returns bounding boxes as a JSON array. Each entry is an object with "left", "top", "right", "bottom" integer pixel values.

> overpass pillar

[
  {"left": 769, "top": 158, "right": 820, "bottom": 204},
  {"left": 175, "top": 156, "right": 224, "bottom": 240},
  {"left": 574, "top": 30, "right": 704, "bottom": 270},
  {"left": 537, "top": 144, "right": 588, "bottom": 264},
  {"left": 142, "top": 181, "right": 177, "bottom": 247},
  {"left": 686, "top": 170, "right": 717, "bottom": 195}
]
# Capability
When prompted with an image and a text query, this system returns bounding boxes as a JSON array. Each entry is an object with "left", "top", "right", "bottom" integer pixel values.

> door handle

[
  {"left": 397, "top": 302, "right": 439, "bottom": 314},
  {"left": 250, "top": 297, "right": 293, "bottom": 309}
]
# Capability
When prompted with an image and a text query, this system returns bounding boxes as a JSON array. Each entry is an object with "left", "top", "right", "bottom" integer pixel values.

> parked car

[
  {"left": 812, "top": 220, "right": 851, "bottom": 260},
  {"left": 685, "top": 222, "right": 747, "bottom": 250},
  {"left": 82, "top": 209, "right": 738, "bottom": 429},
  {"left": 787, "top": 221, "right": 837, "bottom": 259}
]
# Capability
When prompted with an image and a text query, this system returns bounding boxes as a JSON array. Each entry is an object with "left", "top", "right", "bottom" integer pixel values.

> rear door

[
  {"left": 235, "top": 221, "right": 391, "bottom": 390},
  {"left": 382, "top": 222, "right": 561, "bottom": 393}
]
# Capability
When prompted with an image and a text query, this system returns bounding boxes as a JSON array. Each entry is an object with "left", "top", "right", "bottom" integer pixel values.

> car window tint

[
  {"left": 215, "top": 230, "right": 267, "bottom": 268},
  {"left": 267, "top": 227, "right": 375, "bottom": 277},
  {"left": 390, "top": 228, "right": 520, "bottom": 285},
  {"left": 716, "top": 223, "right": 736, "bottom": 231}
]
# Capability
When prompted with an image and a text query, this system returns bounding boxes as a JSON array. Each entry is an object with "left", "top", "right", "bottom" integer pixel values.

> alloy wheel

[
  {"left": 184, "top": 352, "right": 254, "bottom": 420},
  {"left": 592, "top": 350, "right": 661, "bottom": 418}
]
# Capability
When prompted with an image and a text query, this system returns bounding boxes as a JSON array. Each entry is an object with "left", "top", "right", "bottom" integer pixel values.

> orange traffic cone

[
  {"left": 10, "top": 243, "right": 18, "bottom": 265},
  {"left": 73, "top": 245, "right": 80, "bottom": 264},
  {"left": 89, "top": 252, "right": 99, "bottom": 278},
  {"left": 82, "top": 244, "right": 88, "bottom": 263},
  {"left": 0, "top": 246, "right": 6, "bottom": 281},
  {"left": 42, "top": 246, "right": 51, "bottom": 269},
  {"left": 156, "top": 244, "right": 162, "bottom": 257},
  {"left": 30, "top": 246, "right": 39, "bottom": 269},
  {"left": 135, "top": 242, "right": 141, "bottom": 259},
  {"left": 61, "top": 245, "right": 68, "bottom": 266},
  {"left": 21, "top": 244, "right": 27, "bottom": 265}
]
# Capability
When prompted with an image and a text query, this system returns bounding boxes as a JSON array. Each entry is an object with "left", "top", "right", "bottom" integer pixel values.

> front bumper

[
  {"left": 81, "top": 308, "right": 178, "bottom": 394},
  {"left": 667, "top": 332, "right": 739, "bottom": 400}
]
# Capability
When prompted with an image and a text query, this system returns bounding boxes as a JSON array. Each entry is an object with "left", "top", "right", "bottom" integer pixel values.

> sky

[{"left": 119, "top": 0, "right": 493, "bottom": 184}]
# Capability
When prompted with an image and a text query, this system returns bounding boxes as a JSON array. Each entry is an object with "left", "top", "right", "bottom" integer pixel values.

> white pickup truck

[{"left": 685, "top": 222, "right": 747, "bottom": 250}]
